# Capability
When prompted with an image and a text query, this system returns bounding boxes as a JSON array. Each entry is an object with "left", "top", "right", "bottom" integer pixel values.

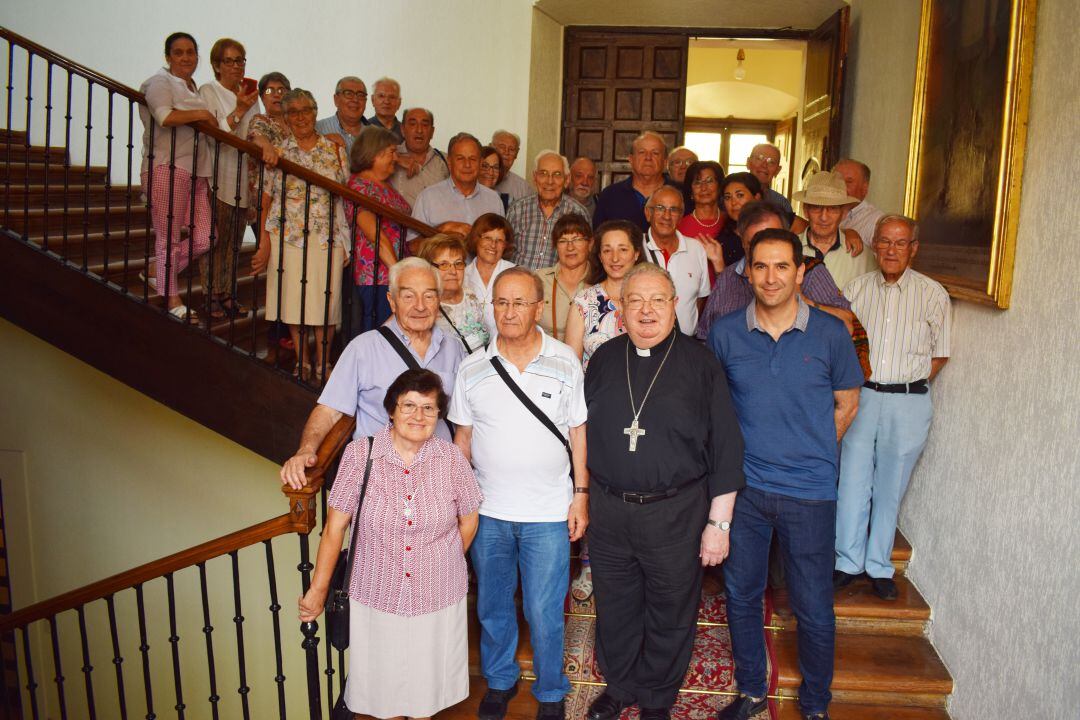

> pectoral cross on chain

[{"left": 624, "top": 418, "right": 646, "bottom": 452}]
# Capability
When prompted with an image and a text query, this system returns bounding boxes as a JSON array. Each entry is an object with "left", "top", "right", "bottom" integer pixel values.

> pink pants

[{"left": 142, "top": 166, "right": 212, "bottom": 298}]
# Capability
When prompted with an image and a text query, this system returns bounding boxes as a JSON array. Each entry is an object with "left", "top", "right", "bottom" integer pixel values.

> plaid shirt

[{"left": 506, "top": 194, "right": 590, "bottom": 269}]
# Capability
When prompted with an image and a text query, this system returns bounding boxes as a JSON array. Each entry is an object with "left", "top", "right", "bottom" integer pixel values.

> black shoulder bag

[
  {"left": 488, "top": 357, "right": 575, "bottom": 480},
  {"left": 439, "top": 306, "right": 474, "bottom": 354},
  {"left": 324, "top": 435, "right": 374, "bottom": 652},
  {"left": 377, "top": 326, "right": 456, "bottom": 438}
]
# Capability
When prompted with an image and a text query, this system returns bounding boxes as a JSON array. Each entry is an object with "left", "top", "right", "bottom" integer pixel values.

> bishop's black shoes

[
  {"left": 478, "top": 684, "right": 518, "bottom": 720},
  {"left": 639, "top": 708, "right": 671, "bottom": 720},
  {"left": 717, "top": 693, "right": 767, "bottom": 719},
  {"left": 586, "top": 691, "right": 629, "bottom": 720}
]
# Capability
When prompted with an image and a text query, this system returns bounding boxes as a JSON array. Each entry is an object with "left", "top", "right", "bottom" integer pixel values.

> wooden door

[
  {"left": 561, "top": 29, "right": 688, "bottom": 189},
  {"left": 799, "top": 7, "right": 849, "bottom": 183}
]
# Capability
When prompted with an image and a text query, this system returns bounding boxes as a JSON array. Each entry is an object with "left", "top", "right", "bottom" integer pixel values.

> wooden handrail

[
  {"left": 0, "top": 26, "right": 439, "bottom": 238},
  {"left": 0, "top": 415, "right": 357, "bottom": 634}
]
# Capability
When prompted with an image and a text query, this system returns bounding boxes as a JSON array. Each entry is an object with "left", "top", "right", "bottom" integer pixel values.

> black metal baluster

[
  {"left": 228, "top": 552, "right": 251, "bottom": 720},
  {"left": 163, "top": 127, "right": 178, "bottom": 303},
  {"left": 196, "top": 563, "right": 221, "bottom": 720},
  {"left": 123, "top": 100, "right": 135, "bottom": 292},
  {"left": 164, "top": 574, "right": 186, "bottom": 719},
  {"left": 321, "top": 592, "right": 333, "bottom": 713},
  {"left": 42, "top": 61, "right": 54, "bottom": 252},
  {"left": 320, "top": 195, "right": 336, "bottom": 384},
  {"left": 297, "top": 535, "right": 321, "bottom": 720},
  {"left": 81, "top": 79, "right": 93, "bottom": 272},
  {"left": 206, "top": 140, "right": 222, "bottom": 333},
  {"left": 250, "top": 161, "right": 266, "bottom": 359},
  {"left": 103, "top": 89, "right": 116, "bottom": 282},
  {"left": 76, "top": 605, "right": 98, "bottom": 719},
  {"left": 227, "top": 149, "right": 245, "bottom": 346},
  {"left": 19, "top": 626, "right": 40, "bottom": 720},
  {"left": 134, "top": 584, "right": 156, "bottom": 720},
  {"left": 142, "top": 120, "right": 155, "bottom": 302},
  {"left": 48, "top": 615, "right": 68, "bottom": 720},
  {"left": 105, "top": 594, "right": 129, "bottom": 720},
  {"left": 370, "top": 213, "right": 384, "bottom": 334},
  {"left": 61, "top": 69, "right": 72, "bottom": 263},
  {"left": 3, "top": 41, "right": 13, "bottom": 227},
  {"left": 186, "top": 129, "right": 201, "bottom": 321},
  {"left": 274, "top": 170, "right": 287, "bottom": 375},
  {"left": 297, "top": 182, "right": 313, "bottom": 383},
  {"left": 22, "top": 51, "right": 33, "bottom": 241},
  {"left": 263, "top": 541, "right": 287, "bottom": 720}
]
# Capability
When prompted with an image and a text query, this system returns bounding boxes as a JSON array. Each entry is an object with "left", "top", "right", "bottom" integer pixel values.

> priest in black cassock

[{"left": 582, "top": 263, "right": 745, "bottom": 720}]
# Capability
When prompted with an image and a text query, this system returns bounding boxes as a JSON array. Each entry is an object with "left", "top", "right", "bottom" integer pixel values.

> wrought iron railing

[{"left": 0, "top": 25, "right": 436, "bottom": 388}]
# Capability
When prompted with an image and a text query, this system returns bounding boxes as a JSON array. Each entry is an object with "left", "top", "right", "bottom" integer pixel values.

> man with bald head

[
  {"left": 507, "top": 150, "right": 590, "bottom": 269},
  {"left": 593, "top": 131, "right": 668, "bottom": 232},
  {"left": 583, "top": 263, "right": 744, "bottom": 720},
  {"left": 639, "top": 185, "right": 710, "bottom": 334},
  {"left": 492, "top": 130, "right": 533, "bottom": 202},
  {"left": 833, "top": 158, "right": 884, "bottom": 248},
  {"left": 389, "top": 107, "right": 448, "bottom": 207},
  {"left": 568, "top": 157, "right": 598, "bottom": 217},
  {"left": 747, "top": 143, "right": 794, "bottom": 225}
]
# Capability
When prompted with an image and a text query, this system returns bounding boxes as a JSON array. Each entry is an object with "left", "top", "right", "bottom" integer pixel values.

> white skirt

[{"left": 344, "top": 597, "right": 469, "bottom": 718}]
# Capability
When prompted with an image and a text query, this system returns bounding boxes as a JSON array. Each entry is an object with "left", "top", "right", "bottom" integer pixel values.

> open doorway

[{"left": 681, "top": 38, "right": 805, "bottom": 199}]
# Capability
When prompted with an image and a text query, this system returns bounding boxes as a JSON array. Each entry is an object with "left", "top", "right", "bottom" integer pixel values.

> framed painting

[{"left": 903, "top": 0, "right": 1038, "bottom": 309}]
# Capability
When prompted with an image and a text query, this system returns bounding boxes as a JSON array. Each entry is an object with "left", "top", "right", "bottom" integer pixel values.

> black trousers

[{"left": 588, "top": 480, "right": 708, "bottom": 709}]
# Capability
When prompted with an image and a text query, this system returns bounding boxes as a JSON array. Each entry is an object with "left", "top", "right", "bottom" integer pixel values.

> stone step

[
  {"left": 774, "top": 632, "right": 951, "bottom": 708},
  {"left": 772, "top": 574, "right": 931, "bottom": 638}
]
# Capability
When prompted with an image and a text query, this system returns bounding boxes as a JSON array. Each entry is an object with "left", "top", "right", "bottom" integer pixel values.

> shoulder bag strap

[
  {"left": 488, "top": 357, "right": 574, "bottom": 479},
  {"left": 343, "top": 435, "right": 375, "bottom": 584},
  {"left": 439, "top": 306, "right": 474, "bottom": 354},
  {"left": 377, "top": 327, "right": 456, "bottom": 438}
]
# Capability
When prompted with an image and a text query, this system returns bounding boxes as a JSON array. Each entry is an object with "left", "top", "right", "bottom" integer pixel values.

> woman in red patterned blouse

[
  {"left": 299, "top": 369, "right": 483, "bottom": 719},
  {"left": 345, "top": 125, "right": 412, "bottom": 338}
]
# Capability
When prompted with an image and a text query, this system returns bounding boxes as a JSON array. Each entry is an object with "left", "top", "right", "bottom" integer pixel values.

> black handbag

[{"left": 324, "top": 435, "right": 374, "bottom": 652}]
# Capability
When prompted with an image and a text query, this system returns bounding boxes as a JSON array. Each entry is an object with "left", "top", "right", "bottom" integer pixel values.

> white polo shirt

[
  {"left": 448, "top": 330, "right": 587, "bottom": 522},
  {"left": 642, "top": 230, "right": 711, "bottom": 335}
]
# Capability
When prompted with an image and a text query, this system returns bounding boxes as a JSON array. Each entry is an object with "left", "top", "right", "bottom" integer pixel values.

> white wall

[
  {"left": 0, "top": 0, "right": 537, "bottom": 177},
  {"left": 845, "top": 1, "right": 1080, "bottom": 718}
]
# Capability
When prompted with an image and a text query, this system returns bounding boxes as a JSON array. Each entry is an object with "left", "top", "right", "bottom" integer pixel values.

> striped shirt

[
  {"left": 840, "top": 199, "right": 885, "bottom": 248},
  {"left": 328, "top": 427, "right": 483, "bottom": 617},
  {"left": 448, "top": 331, "right": 587, "bottom": 522},
  {"left": 844, "top": 268, "right": 951, "bottom": 384}
]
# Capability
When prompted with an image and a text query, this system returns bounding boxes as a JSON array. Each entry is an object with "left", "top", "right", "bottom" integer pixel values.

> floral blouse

[
  {"left": 246, "top": 113, "right": 289, "bottom": 213},
  {"left": 263, "top": 134, "right": 350, "bottom": 251},
  {"left": 437, "top": 288, "right": 489, "bottom": 353},
  {"left": 344, "top": 176, "right": 411, "bottom": 286},
  {"left": 574, "top": 283, "right": 625, "bottom": 370}
]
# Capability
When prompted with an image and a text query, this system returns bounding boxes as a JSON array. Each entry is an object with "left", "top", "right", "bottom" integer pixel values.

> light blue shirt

[
  {"left": 318, "top": 317, "right": 465, "bottom": 441},
  {"left": 410, "top": 177, "right": 505, "bottom": 239},
  {"left": 314, "top": 112, "right": 367, "bottom": 156}
]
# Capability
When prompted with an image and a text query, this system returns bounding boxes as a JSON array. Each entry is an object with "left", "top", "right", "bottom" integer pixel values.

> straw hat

[{"left": 792, "top": 171, "right": 860, "bottom": 206}]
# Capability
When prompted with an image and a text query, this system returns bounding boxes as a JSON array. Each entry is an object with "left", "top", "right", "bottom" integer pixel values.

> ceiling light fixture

[{"left": 734, "top": 48, "right": 747, "bottom": 81}]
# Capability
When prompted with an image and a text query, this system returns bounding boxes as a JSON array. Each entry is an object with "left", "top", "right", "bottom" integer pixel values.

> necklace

[
  {"left": 692, "top": 208, "right": 720, "bottom": 228},
  {"left": 623, "top": 332, "right": 677, "bottom": 452}
]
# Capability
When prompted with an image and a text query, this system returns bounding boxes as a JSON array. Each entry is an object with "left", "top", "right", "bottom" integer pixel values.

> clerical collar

[
  {"left": 631, "top": 330, "right": 678, "bottom": 357},
  {"left": 635, "top": 346, "right": 651, "bottom": 357}
]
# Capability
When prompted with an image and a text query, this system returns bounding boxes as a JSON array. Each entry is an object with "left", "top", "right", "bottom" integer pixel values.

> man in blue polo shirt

[
  {"left": 707, "top": 228, "right": 862, "bottom": 720},
  {"left": 592, "top": 131, "right": 668, "bottom": 232}
]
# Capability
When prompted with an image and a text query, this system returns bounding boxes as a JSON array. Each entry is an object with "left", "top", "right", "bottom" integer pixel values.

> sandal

[
  {"left": 571, "top": 565, "right": 593, "bottom": 602},
  {"left": 168, "top": 304, "right": 199, "bottom": 324},
  {"left": 138, "top": 269, "right": 158, "bottom": 292}
]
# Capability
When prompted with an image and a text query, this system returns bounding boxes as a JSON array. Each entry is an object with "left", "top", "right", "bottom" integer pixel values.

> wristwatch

[
  {"left": 231, "top": 112, "right": 241, "bottom": 125},
  {"left": 706, "top": 519, "right": 731, "bottom": 532}
]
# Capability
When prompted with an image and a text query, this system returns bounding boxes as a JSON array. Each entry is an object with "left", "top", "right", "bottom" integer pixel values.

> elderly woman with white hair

[
  {"left": 505, "top": 149, "right": 590, "bottom": 270},
  {"left": 251, "top": 88, "right": 350, "bottom": 381}
]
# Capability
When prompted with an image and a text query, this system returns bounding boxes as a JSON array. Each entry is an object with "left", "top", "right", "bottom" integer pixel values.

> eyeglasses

[
  {"left": 284, "top": 107, "right": 316, "bottom": 117},
  {"left": 434, "top": 260, "right": 466, "bottom": 271},
  {"left": 670, "top": 159, "right": 694, "bottom": 168},
  {"left": 692, "top": 176, "right": 718, "bottom": 187},
  {"left": 648, "top": 204, "right": 683, "bottom": 216},
  {"left": 263, "top": 87, "right": 287, "bottom": 96},
  {"left": 337, "top": 89, "right": 368, "bottom": 100},
  {"left": 492, "top": 299, "right": 540, "bottom": 312},
  {"left": 479, "top": 235, "right": 507, "bottom": 246},
  {"left": 373, "top": 92, "right": 400, "bottom": 101},
  {"left": 556, "top": 236, "right": 589, "bottom": 247},
  {"left": 480, "top": 162, "right": 501, "bottom": 173},
  {"left": 535, "top": 170, "right": 566, "bottom": 182},
  {"left": 750, "top": 153, "right": 779, "bottom": 167},
  {"left": 624, "top": 295, "right": 674, "bottom": 311},
  {"left": 397, "top": 401, "right": 440, "bottom": 418},
  {"left": 873, "top": 239, "right": 914, "bottom": 250},
  {"left": 397, "top": 289, "right": 440, "bottom": 303},
  {"left": 219, "top": 57, "right": 246, "bottom": 67}
]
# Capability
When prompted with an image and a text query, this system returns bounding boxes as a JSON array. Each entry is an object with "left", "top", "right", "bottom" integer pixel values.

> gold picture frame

[{"left": 903, "top": 0, "right": 1038, "bottom": 309}]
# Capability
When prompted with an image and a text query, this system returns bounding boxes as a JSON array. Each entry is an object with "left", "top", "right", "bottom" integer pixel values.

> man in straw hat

[{"left": 793, "top": 171, "right": 877, "bottom": 290}]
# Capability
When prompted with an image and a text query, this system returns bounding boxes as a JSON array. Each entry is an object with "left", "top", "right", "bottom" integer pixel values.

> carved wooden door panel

[
  {"left": 799, "top": 7, "right": 850, "bottom": 186},
  {"left": 561, "top": 29, "right": 688, "bottom": 189}
]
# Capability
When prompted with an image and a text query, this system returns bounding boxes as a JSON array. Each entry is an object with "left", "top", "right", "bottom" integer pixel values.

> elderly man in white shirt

[
  {"left": 638, "top": 186, "right": 711, "bottom": 335},
  {"left": 834, "top": 215, "right": 951, "bottom": 601},
  {"left": 834, "top": 158, "right": 885, "bottom": 248},
  {"left": 450, "top": 266, "right": 588, "bottom": 720}
]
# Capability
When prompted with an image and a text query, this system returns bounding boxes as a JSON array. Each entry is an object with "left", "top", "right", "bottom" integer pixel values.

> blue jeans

[
  {"left": 836, "top": 388, "right": 932, "bottom": 578},
  {"left": 470, "top": 516, "right": 571, "bottom": 702},
  {"left": 725, "top": 486, "right": 836, "bottom": 715}
]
